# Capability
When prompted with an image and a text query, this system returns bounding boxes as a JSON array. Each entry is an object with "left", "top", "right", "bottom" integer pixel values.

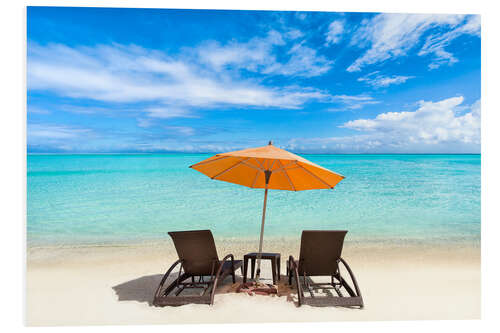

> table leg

[
  {"left": 251, "top": 258, "right": 256, "bottom": 279},
  {"left": 243, "top": 257, "right": 248, "bottom": 283},
  {"left": 271, "top": 258, "right": 277, "bottom": 285},
  {"left": 277, "top": 256, "right": 281, "bottom": 281}
]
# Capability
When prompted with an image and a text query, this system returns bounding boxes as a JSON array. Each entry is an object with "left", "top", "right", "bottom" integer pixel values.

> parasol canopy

[{"left": 189, "top": 141, "right": 344, "bottom": 284}]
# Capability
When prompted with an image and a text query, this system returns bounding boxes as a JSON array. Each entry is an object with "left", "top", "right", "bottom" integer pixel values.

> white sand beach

[{"left": 26, "top": 239, "right": 480, "bottom": 326}]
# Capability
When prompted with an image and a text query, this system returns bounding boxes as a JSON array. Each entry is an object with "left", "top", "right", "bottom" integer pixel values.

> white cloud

[
  {"left": 130, "top": 141, "right": 245, "bottom": 153},
  {"left": 329, "top": 94, "right": 380, "bottom": 110},
  {"left": 137, "top": 108, "right": 197, "bottom": 128},
  {"left": 285, "top": 29, "right": 304, "bottom": 40},
  {"left": 342, "top": 96, "right": 480, "bottom": 145},
  {"left": 347, "top": 14, "right": 479, "bottom": 72},
  {"left": 27, "top": 106, "right": 50, "bottom": 114},
  {"left": 295, "top": 12, "right": 307, "bottom": 21},
  {"left": 263, "top": 42, "right": 333, "bottom": 77},
  {"left": 27, "top": 124, "right": 93, "bottom": 151},
  {"left": 419, "top": 15, "right": 480, "bottom": 69},
  {"left": 145, "top": 107, "right": 195, "bottom": 119},
  {"left": 358, "top": 72, "right": 415, "bottom": 88},
  {"left": 285, "top": 96, "right": 480, "bottom": 153},
  {"left": 58, "top": 105, "right": 112, "bottom": 114},
  {"left": 198, "top": 31, "right": 332, "bottom": 78},
  {"left": 325, "top": 20, "right": 345, "bottom": 45},
  {"left": 285, "top": 135, "right": 386, "bottom": 153},
  {"left": 28, "top": 43, "right": 331, "bottom": 109},
  {"left": 197, "top": 31, "right": 284, "bottom": 72},
  {"left": 28, "top": 124, "right": 91, "bottom": 139},
  {"left": 136, "top": 118, "right": 153, "bottom": 128},
  {"left": 164, "top": 126, "right": 195, "bottom": 136}
]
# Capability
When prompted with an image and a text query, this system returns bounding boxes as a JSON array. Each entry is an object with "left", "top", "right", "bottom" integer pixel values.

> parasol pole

[{"left": 255, "top": 169, "right": 271, "bottom": 283}]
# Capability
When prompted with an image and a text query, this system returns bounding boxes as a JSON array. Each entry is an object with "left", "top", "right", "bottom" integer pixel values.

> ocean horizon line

[{"left": 27, "top": 152, "right": 482, "bottom": 156}]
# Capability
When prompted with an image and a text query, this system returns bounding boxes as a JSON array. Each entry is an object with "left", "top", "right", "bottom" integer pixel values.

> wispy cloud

[
  {"left": 27, "top": 123, "right": 94, "bottom": 152},
  {"left": 328, "top": 94, "right": 380, "bottom": 110},
  {"left": 58, "top": 105, "right": 112, "bottom": 114},
  {"left": 137, "top": 106, "right": 198, "bottom": 129},
  {"left": 27, "top": 106, "right": 51, "bottom": 114},
  {"left": 197, "top": 30, "right": 285, "bottom": 72},
  {"left": 145, "top": 107, "right": 195, "bottom": 119},
  {"left": 295, "top": 12, "right": 307, "bottom": 21},
  {"left": 357, "top": 71, "right": 415, "bottom": 88},
  {"left": 136, "top": 118, "right": 154, "bottom": 129},
  {"left": 28, "top": 42, "right": 331, "bottom": 110},
  {"left": 164, "top": 126, "right": 195, "bottom": 136},
  {"left": 285, "top": 29, "right": 304, "bottom": 40},
  {"left": 419, "top": 15, "right": 480, "bottom": 69},
  {"left": 347, "top": 14, "right": 479, "bottom": 72},
  {"left": 271, "top": 41, "right": 333, "bottom": 77},
  {"left": 198, "top": 31, "right": 332, "bottom": 77},
  {"left": 28, "top": 123, "right": 91, "bottom": 140},
  {"left": 325, "top": 20, "right": 345, "bottom": 46}
]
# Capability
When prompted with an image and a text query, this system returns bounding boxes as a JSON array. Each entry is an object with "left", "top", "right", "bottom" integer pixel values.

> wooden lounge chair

[
  {"left": 153, "top": 230, "right": 243, "bottom": 306},
  {"left": 287, "top": 230, "right": 364, "bottom": 308}
]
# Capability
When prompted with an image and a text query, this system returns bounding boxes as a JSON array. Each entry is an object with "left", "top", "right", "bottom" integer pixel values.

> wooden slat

[
  {"left": 302, "top": 296, "right": 363, "bottom": 307},
  {"left": 154, "top": 295, "right": 211, "bottom": 306}
]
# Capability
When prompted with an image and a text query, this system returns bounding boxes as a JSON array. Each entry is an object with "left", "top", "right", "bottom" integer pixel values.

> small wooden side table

[{"left": 243, "top": 252, "right": 281, "bottom": 285}]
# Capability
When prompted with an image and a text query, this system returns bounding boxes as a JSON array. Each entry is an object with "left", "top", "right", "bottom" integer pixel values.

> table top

[{"left": 244, "top": 252, "right": 281, "bottom": 258}]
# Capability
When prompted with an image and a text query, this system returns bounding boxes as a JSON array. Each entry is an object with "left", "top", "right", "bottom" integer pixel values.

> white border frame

[{"left": 2, "top": 0, "right": 498, "bottom": 332}]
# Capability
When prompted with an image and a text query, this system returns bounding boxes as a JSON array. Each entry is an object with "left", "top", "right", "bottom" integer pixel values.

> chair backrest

[
  {"left": 297, "top": 230, "right": 347, "bottom": 276},
  {"left": 168, "top": 230, "right": 220, "bottom": 276}
]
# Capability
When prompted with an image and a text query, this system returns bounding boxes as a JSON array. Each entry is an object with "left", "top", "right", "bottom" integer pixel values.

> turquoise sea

[{"left": 27, "top": 154, "right": 481, "bottom": 247}]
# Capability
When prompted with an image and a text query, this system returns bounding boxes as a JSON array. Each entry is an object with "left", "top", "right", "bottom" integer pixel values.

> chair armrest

[
  {"left": 221, "top": 253, "right": 235, "bottom": 262},
  {"left": 153, "top": 259, "right": 183, "bottom": 300},
  {"left": 217, "top": 253, "right": 235, "bottom": 276},
  {"left": 338, "top": 257, "right": 362, "bottom": 298},
  {"left": 209, "top": 254, "right": 235, "bottom": 306}
]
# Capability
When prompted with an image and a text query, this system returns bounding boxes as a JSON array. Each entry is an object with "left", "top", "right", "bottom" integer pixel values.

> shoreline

[
  {"left": 27, "top": 238, "right": 480, "bottom": 266},
  {"left": 26, "top": 234, "right": 481, "bottom": 250},
  {"left": 27, "top": 237, "right": 480, "bottom": 262},
  {"left": 27, "top": 237, "right": 481, "bottom": 270}
]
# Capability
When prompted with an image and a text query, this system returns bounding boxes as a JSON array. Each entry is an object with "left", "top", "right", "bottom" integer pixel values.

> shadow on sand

[
  {"left": 112, "top": 274, "right": 300, "bottom": 306},
  {"left": 112, "top": 274, "right": 164, "bottom": 306}
]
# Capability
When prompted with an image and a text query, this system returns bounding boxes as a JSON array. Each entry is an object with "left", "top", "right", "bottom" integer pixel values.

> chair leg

[
  {"left": 277, "top": 256, "right": 281, "bottom": 281},
  {"left": 294, "top": 267, "right": 303, "bottom": 306},
  {"left": 243, "top": 258, "right": 248, "bottom": 283},
  {"left": 271, "top": 258, "right": 277, "bottom": 285},
  {"left": 251, "top": 258, "right": 256, "bottom": 279},
  {"left": 210, "top": 276, "right": 218, "bottom": 305}
]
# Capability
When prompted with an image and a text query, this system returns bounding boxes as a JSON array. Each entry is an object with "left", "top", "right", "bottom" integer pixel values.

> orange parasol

[{"left": 190, "top": 141, "right": 344, "bottom": 282}]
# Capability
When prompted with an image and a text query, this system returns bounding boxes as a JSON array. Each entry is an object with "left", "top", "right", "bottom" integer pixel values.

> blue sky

[{"left": 27, "top": 7, "right": 481, "bottom": 153}]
